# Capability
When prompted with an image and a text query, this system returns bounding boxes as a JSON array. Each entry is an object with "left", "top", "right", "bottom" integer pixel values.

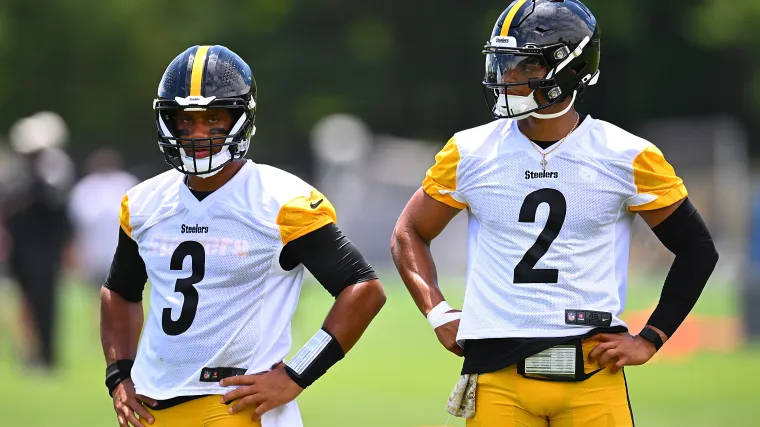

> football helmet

[
  {"left": 154, "top": 45, "right": 257, "bottom": 177},
  {"left": 482, "top": 0, "right": 601, "bottom": 120}
]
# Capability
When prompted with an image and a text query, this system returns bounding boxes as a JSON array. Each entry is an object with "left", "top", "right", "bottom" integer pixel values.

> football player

[
  {"left": 390, "top": 1, "right": 718, "bottom": 426},
  {"left": 100, "top": 45, "right": 386, "bottom": 427}
]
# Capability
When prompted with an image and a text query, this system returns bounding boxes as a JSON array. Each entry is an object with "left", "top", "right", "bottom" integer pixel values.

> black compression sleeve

[
  {"left": 103, "top": 227, "right": 148, "bottom": 303},
  {"left": 647, "top": 198, "right": 719, "bottom": 337},
  {"left": 280, "top": 223, "right": 378, "bottom": 298}
]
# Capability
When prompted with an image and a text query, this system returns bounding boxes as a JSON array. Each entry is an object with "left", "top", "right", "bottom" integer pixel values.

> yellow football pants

[
  {"left": 467, "top": 340, "right": 634, "bottom": 427},
  {"left": 142, "top": 395, "right": 261, "bottom": 427}
]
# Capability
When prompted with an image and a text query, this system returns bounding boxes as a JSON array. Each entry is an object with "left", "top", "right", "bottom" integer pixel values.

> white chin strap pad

[
  {"left": 496, "top": 92, "right": 539, "bottom": 120},
  {"left": 495, "top": 90, "right": 577, "bottom": 120},
  {"left": 180, "top": 145, "right": 232, "bottom": 178},
  {"left": 529, "top": 91, "right": 577, "bottom": 120}
]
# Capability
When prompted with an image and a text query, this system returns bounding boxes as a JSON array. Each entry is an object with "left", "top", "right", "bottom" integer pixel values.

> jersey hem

[
  {"left": 134, "top": 386, "right": 235, "bottom": 400},
  {"left": 457, "top": 324, "right": 627, "bottom": 339}
]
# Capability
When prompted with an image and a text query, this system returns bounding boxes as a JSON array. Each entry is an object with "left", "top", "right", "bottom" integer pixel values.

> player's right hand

[
  {"left": 112, "top": 378, "right": 157, "bottom": 427},
  {"left": 434, "top": 309, "right": 464, "bottom": 357}
]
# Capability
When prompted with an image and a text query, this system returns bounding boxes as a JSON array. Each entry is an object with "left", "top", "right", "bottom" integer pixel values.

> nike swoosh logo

[{"left": 310, "top": 199, "right": 324, "bottom": 209}]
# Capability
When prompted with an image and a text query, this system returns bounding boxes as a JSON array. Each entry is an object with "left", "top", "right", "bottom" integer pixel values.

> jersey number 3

[
  {"left": 163, "top": 241, "right": 205, "bottom": 336},
  {"left": 514, "top": 189, "right": 566, "bottom": 284}
]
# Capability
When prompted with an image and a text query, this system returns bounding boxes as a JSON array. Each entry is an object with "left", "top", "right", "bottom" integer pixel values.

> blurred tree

[
  {"left": 0, "top": 0, "right": 758, "bottom": 179},
  {"left": 688, "top": 0, "right": 760, "bottom": 113}
]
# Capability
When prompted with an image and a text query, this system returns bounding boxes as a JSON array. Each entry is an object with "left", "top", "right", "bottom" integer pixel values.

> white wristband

[
  {"left": 426, "top": 301, "right": 461, "bottom": 329},
  {"left": 288, "top": 329, "right": 333, "bottom": 375}
]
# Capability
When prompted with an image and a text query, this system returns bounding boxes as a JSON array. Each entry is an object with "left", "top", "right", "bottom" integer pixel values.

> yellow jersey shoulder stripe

[
  {"left": 119, "top": 194, "right": 133, "bottom": 239},
  {"left": 422, "top": 136, "right": 468, "bottom": 209},
  {"left": 628, "top": 145, "right": 688, "bottom": 211},
  {"left": 276, "top": 189, "right": 337, "bottom": 245}
]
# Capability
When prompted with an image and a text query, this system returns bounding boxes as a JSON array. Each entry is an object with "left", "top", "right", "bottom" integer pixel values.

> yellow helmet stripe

[
  {"left": 500, "top": 0, "right": 529, "bottom": 36},
  {"left": 189, "top": 45, "right": 211, "bottom": 96}
]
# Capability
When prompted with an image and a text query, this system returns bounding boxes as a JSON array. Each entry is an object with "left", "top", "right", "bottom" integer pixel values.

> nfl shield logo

[
  {"left": 567, "top": 312, "right": 576, "bottom": 322},
  {"left": 203, "top": 372, "right": 210, "bottom": 380}
]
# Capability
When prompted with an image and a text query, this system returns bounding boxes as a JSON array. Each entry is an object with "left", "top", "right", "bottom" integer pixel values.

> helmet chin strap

[
  {"left": 529, "top": 91, "right": 577, "bottom": 120},
  {"left": 496, "top": 90, "right": 577, "bottom": 120},
  {"left": 180, "top": 145, "right": 232, "bottom": 178}
]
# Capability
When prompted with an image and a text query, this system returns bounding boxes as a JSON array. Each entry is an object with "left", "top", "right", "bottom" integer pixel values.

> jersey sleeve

[
  {"left": 119, "top": 194, "right": 133, "bottom": 238},
  {"left": 105, "top": 195, "right": 147, "bottom": 301},
  {"left": 103, "top": 227, "right": 148, "bottom": 302},
  {"left": 422, "top": 137, "right": 468, "bottom": 209},
  {"left": 626, "top": 145, "right": 688, "bottom": 212},
  {"left": 281, "top": 223, "right": 378, "bottom": 297},
  {"left": 276, "top": 189, "right": 337, "bottom": 245}
]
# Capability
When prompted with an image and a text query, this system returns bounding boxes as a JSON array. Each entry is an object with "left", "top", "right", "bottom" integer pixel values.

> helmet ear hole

[{"left": 572, "top": 61, "right": 589, "bottom": 76}]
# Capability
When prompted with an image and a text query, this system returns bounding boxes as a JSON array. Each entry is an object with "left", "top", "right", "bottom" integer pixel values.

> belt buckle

[{"left": 519, "top": 344, "right": 577, "bottom": 380}]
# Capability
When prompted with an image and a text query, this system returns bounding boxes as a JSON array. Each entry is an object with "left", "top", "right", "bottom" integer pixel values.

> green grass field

[{"left": 1, "top": 275, "right": 758, "bottom": 426}]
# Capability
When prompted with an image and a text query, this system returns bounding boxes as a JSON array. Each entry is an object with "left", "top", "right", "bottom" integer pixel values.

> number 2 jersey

[
  {"left": 116, "top": 160, "right": 336, "bottom": 408},
  {"left": 423, "top": 116, "right": 687, "bottom": 344}
]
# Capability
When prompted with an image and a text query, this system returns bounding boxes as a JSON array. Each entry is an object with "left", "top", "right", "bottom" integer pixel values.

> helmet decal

[
  {"left": 189, "top": 45, "right": 211, "bottom": 97},
  {"left": 500, "top": 0, "right": 530, "bottom": 36}
]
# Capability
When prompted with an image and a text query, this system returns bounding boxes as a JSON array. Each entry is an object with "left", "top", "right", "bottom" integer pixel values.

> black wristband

[
  {"left": 638, "top": 327, "right": 664, "bottom": 351},
  {"left": 106, "top": 359, "right": 134, "bottom": 397},
  {"left": 284, "top": 327, "right": 345, "bottom": 389}
]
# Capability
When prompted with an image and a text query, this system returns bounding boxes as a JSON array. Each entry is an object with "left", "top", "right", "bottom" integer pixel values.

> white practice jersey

[
  {"left": 423, "top": 116, "right": 687, "bottom": 344},
  {"left": 119, "top": 160, "right": 335, "bottom": 426}
]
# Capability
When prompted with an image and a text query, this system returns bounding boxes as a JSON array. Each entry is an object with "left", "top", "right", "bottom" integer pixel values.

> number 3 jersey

[
  {"left": 423, "top": 116, "right": 687, "bottom": 343},
  {"left": 119, "top": 160, "right": 335, "bottom": 401}
]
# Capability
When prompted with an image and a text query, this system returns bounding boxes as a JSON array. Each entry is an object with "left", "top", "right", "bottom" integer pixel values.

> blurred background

[{"left": 0, "top": 0, "right": 759, "bottom": 426}]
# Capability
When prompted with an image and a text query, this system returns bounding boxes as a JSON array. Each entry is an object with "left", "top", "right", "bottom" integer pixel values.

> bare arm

[
  {"left": 100, "top": 287, "right": 144, "bottom": 364},
  {"left": 101, "top": 286, "right": 156, "bottom": 427},
  {"left": 391, "top": 188, "right": 461, "bottom": 316},
  {"left": 638, "top": 198, "right": 683, "bottom": 228},
  {"left": 323, "top": 279, "right": 386, "bottom": 353},
  {"left": 100, "top": 218, "right": 155, "bottom": 426}
]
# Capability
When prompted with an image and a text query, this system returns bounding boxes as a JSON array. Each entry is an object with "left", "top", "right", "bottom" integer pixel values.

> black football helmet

[
  {"left": 482, "top": 0, "right": 601, "bottom": 120},
  {"left": 154, "top": 45, "right": 257, "bottom": 176}
]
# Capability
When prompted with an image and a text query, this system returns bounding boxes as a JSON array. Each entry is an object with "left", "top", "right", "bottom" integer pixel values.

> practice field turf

[{"left": 1, "top": 275, "right": 758, "bottom": 427}]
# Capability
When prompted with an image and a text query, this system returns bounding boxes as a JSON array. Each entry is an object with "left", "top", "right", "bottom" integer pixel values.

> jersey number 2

[
  {"left": 162, "top": 241, "right": 205, "bottom": 336},
  {"left": 514, "top": 189, "right": 566, "bottom": 284}
]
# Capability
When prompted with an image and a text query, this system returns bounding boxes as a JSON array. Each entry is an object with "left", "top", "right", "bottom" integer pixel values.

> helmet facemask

[
  {"left": 154, "top": 96, "right": 256, "bottom": 178},
  {"left": 482, "top": 35, "right": 599, "bottom": 120}
]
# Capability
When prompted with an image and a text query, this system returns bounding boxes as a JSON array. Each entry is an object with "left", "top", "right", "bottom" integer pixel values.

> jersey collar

[
  {"left": 178, "top": 159, "right": 254, "bottom": 216},
  {"left": 506, "top": 115, "right": 595, "bottom": 164}
]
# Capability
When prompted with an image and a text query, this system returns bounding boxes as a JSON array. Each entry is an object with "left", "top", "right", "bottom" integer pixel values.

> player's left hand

[
  {"left": 587, "top": 332, "right": 657, "bottom": 374},
  {"left": 220, "top": 362, "right": 303, "bottom": 421}
]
